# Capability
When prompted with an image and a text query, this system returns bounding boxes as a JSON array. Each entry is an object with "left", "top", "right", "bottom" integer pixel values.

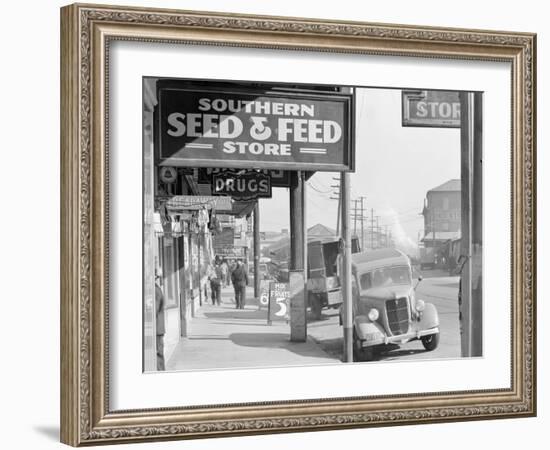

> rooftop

[
  {"left": 428, "top": 179, "right": 461, "bottom": 193},
  {"left": 308, "top": 223, "right": 337, "bottom": 237}
]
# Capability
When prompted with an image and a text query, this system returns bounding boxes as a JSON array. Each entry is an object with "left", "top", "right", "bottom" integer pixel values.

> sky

[{"left": 258, "top": 87, "right": 461, "bottom": 254}]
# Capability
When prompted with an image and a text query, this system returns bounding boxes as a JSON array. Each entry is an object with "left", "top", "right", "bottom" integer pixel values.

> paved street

[{"left": 308, "top": 268, "right": 461, "bottom": 362}]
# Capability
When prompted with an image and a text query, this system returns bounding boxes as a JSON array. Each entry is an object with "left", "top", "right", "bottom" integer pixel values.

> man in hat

[{"left": 231, "top": 259, "right": 249, "bottom": 309}]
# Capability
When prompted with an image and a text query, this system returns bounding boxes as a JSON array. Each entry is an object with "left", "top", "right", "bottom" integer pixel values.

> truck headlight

[
  {"left": 368, "top": 308, "right": 379, "bottom": 321},
  {"left": 416, "top": 299, "right": 426, "bottom": 312}
]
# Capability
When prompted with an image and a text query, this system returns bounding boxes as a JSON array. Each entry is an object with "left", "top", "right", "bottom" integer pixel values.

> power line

[{"left": 307, "top": 181, "right": 332, "bottom": 194}]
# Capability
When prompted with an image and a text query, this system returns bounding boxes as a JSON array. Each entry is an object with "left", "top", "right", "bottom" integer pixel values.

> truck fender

[
  {"left": 419, "top": 303, "right": 439, "bottom": 329},
  {"left": 354, "top": 315, "right": 385, "bottom": 341}
]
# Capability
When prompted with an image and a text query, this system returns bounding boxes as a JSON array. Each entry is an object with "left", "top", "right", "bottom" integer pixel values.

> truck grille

[{"left": 385, "top": 297, "right": 409, "bottom": 335}]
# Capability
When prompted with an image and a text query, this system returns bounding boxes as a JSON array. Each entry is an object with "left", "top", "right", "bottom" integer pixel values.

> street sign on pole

[{"left": 402, "top": 90, "right": 461, "bottom": 128}]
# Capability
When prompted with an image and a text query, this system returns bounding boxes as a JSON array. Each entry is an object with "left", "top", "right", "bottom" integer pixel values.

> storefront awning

[{"left": 163, "top": 195, "right": 256, "bottom": 218}]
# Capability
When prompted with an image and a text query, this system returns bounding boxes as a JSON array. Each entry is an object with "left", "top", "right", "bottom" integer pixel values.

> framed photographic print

[{"left": 60, "top": 3, "right": 536, "bottom": 446}]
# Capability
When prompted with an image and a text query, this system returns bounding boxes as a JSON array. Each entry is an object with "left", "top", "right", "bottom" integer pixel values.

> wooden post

[
  {"left": 341, "top": 172, "right": 353, "bottom": 362},
  {"left": 289, "top": 171, "right": 306, "bottom": 342},
  {"left": 142, "top": 83, "right": 156, "bottom": 372},
  {"left": 253, "top": 202, "right": 261, "bottom": 300},
  {"left": 303, "top": 175, "right": 308, "bottom": 286},
  {"left": 471, "top": 93, "right": 483, "bottom": 356},
  {"left": 178, "top": 236, "right": 187, "bottom": 338},
  {"left": 459, "top": 91, "right": 483, "bottom": 357}
]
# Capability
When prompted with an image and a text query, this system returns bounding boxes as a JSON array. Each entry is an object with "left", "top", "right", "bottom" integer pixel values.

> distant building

[
  {"left": 259, "top": 230, "right": 289, "bottom": 251},
  {"left": 421, "top": 179, "right": 461, "bottom": 248}
]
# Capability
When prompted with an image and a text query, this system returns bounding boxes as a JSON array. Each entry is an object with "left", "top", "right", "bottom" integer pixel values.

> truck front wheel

[
  {"left": 353, "top": 331, "right": 374, "bottom": 362},
  {"left": 421, "top": 332, "right": 440, "bottom": 351}
]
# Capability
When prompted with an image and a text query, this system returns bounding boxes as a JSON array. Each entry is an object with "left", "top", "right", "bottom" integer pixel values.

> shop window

[{"left": 161, "top": 236, "right": 179, "bottom": 308}]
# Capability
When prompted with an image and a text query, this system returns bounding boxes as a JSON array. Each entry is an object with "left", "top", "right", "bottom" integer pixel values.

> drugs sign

[
  {"left": 402, "top": 90, "right": 461, "bottom": 128},
  {"left": 199, "top": 168, "right": 291, "bottom": 188},
  {"left": 212, "top": 170, "right": 272, "bottom": 201},
  {"left": 157, "top": 84, "right": 353, "bottom": 171}
]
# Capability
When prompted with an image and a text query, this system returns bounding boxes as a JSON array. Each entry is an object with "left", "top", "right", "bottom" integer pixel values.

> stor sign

[
  {"left": 402, "top": 90, "right": 461, "bottom": 128},
  {"left": 157, "top": 85, "right": 353, "bottom": 171}
]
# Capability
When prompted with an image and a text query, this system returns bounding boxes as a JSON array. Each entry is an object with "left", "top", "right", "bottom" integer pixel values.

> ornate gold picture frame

[{"left": 60, "top": 3, "right": 536, "bottom": 446}]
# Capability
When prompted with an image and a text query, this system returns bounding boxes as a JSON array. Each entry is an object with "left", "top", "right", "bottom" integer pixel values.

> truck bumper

[{"left": 360, "top": 327, "right": 440, "bottom": 348}]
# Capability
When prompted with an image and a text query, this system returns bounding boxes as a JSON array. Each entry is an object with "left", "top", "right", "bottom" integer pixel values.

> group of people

[
  {"left": 154, "top": 258, "right": 250, "bottom": 371},
  {"left": 208, "top": 258, "right": 249, "bottom": 309}
]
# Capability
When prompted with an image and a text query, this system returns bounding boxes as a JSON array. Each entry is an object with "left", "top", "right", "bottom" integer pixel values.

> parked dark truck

[
  {"left": 419, "top": 243, "right": 436, "bottom": 270},
  {"left": 307, "top": 236, "right": 360, "bottom": 320}
]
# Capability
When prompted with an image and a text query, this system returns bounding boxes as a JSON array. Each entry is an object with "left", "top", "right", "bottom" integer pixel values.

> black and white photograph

[{"left": 142, "top": 78, "right": 482, "bottom": 372}]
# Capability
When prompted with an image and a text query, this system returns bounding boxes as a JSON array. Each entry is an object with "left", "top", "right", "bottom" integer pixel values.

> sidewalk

[{"left": 166, "top": 285, "right": 339, "bottom": 371}]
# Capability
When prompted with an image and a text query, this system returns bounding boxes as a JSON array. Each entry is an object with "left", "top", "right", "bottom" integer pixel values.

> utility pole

[
  {"left": 351, "top": 198, "right": 365, "bottom": 250},
  {"left": 330, "top": 177, "right": 341, "bottom": 234},
  {"left": 375, "top": 216, "right": 380, "bottom": 249},
  {"left": 341, "top": 172, "right": 353, "bottom": 363},
  {"left": 370, "top": 208, "right": 375, "bottom": 250},
  {"left": 354, "top": 196, "right": 365, "bottom": 251},
  {"left": 352, "top": 199, "right": 359, "bottom": 237},
  {"left": 459, "top": 91, "right": 483, "bottom": 358}
]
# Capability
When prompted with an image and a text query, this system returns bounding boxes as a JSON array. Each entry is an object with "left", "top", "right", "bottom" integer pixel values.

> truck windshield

[{"left": 360, "top": 266, "right": 411, "bottom": 290}]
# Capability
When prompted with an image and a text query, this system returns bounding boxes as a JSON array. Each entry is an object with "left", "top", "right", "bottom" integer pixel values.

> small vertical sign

[
  {"left": 268, "top": 282, "right": 290, "bottom": 322},
  {"left": 258, "top": 279, "right": 270, "bottom": 310}
]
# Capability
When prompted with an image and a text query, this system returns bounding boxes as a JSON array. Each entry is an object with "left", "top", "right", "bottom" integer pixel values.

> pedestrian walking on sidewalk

[
  {"left": 208, "top": 262, "right": 223, "bottom": 306},
  {"left": 220, "top": 259, "right": 229, "bottom": 287},
  {"left": 231, "top": 259, "right": 249, "bottom": 309},
  {"left": 155, "top": 269, "right": 166, "bottom": 371}
]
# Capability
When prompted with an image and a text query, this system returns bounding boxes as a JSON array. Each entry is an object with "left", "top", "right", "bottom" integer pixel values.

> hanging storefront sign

[
  {"left": 212, "top": 170, "right": 272, "bottom": 201},
  {"left": 165, "top": 195, "right": 232, "bottom": 211},
  {"left": 215, "top": 247, "right": 245, "bottom": 258},
  {"left": 402, "top": 90, "right": 461, "bottom": 128},
  {"left": 159, "top": 166, "right": 178, "bottom": 183},
  {"left": 213, "top": 227, "right": 234, "bottom": 248},
  {"left": 198, "top": 168, "right": 291, "bottom": 188},
  {"left": 157, "top": 84, "right": 354, "bottom": 171}
]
